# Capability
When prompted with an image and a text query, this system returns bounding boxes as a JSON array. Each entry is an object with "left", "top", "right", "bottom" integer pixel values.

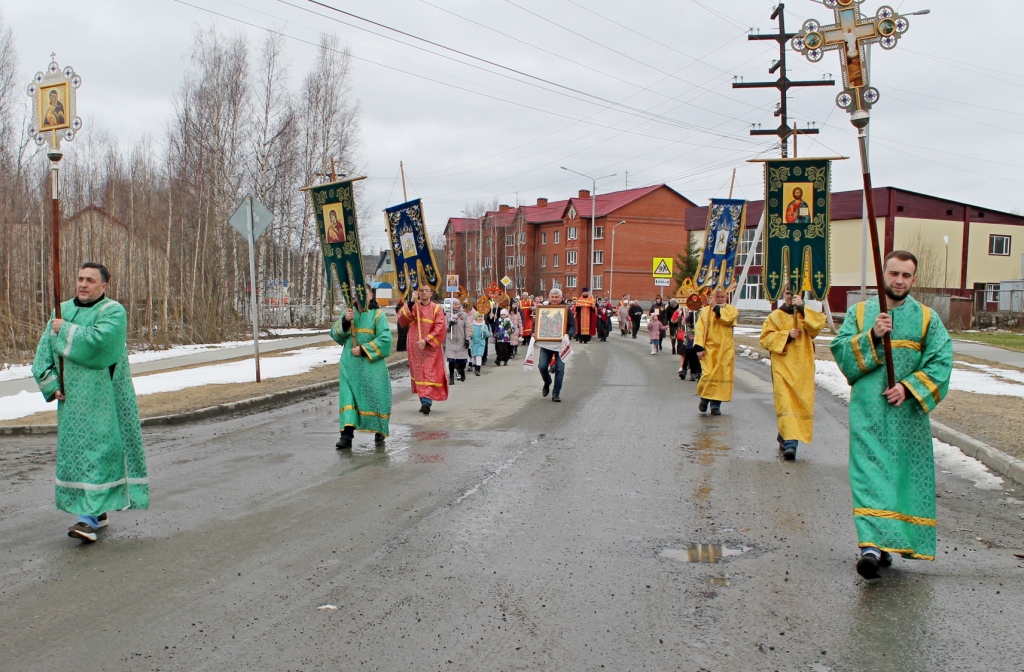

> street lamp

[
  {"left": 561, "top": 166, "right": 616, "bottom": 294},
  {"left": 943, "top": 235, "right": 949, "bottom": 290},
  {"left": 610, "top": 220, "right": 627, "bottom": 301}
]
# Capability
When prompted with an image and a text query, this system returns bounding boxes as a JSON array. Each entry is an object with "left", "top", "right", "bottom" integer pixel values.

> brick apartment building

[{"left": 444, "top": 184, "right": 696, "bottom": 300}]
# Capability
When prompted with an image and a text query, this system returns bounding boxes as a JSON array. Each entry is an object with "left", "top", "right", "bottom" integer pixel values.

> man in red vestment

[
  {"left": 574, "top": 288, "right": 597, "bottom": 344},
  {"left": 397, "top": 285, "right": 448, "bottom": 415}
]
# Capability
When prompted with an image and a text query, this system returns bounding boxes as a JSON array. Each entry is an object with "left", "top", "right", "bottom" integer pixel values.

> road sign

[
  {"left": 652, "top": 257, "right": 673, "bottom": 278},
  {"left": 229, "top": 195, "right": 273, "bottom": 241},
  {"left": 654, "top": 278, "right": 671, "bottom": 287},
  {"left": 500, "top": 276, "right": 512, "bottom": 287}
]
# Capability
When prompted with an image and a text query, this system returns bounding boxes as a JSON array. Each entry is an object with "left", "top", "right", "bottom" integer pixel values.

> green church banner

[
  {"left": 304, "top": 178, "right": 368, "bottom": 311},
  {"left": 762, "top": 158, "right": 832, "bottom": 301}
]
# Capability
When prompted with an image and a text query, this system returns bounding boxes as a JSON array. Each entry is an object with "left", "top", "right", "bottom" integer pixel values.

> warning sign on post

[{"left": 652, "top": 257, "right": 673, "bottom": 278}]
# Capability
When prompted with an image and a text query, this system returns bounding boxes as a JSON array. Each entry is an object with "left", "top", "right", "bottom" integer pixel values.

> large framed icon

[{"left": 534, "top": 305, "right": 568, "bottom": 342}]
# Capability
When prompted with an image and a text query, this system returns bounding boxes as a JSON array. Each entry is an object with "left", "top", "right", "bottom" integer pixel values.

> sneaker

[
  {"left": 552, "top": 394, "right": 561, "bottom": 402},
  {"left": 856, "top": 549, "right": 882, "bottom": 580},
  {"left": 68, "top": 522, "right": 97, "bottom": 543},
  {"left": 97, "top": 512, "right": 109, "bottom": 529},
  {"left": 698, "top": 399, "right": 709, "bottom": 413},
  {"left": 542, "top": 382, "right": 550, "bottom": 398},
  {"left": 420, "top": 403, "right": 431, "bottom": 415},
  {"left": 335, "top": 435, "right": 352, "bottom": 450},
  {"left": 782, "top": 445, "right": 796, "bottom": 460}
]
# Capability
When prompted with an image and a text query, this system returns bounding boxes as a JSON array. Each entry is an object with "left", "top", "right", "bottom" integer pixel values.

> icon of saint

[
  {"left": 325, "top": 209, "right": 346, "bottom": 243},
  {"left": 43, "top": 89, "right": 66, "bottom": 128},
  {"left": 785, "top": 187, "right": 811, "bottom": 224}
]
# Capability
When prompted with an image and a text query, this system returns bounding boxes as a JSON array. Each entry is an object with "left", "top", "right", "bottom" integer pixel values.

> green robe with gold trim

[
  {"left": 32, "top": 297, "right": 149, "bottom": 516},
  {"left": 330, "top": 308, "right": 393, "bottom": 435},
  {"left": 830, "top": 295, "right": 953, "bottom": 560}
]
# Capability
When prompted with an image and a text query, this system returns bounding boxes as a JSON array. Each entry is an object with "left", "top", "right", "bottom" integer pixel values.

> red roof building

[{"left": 444, "top": 184, "right": 696, "bottom": 300}]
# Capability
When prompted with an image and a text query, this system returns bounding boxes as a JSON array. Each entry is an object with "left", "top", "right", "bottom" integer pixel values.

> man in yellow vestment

[
  {"left": 694, "top": 287, "right": 738, "bottom": 415},
  {"left": 759, "top": 288, "right": 826, "bottom": 459}
]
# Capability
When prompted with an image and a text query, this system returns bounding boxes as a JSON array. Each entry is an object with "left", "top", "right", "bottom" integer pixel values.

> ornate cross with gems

[{"left": 791, "top": 0, "right": 910, "bottom": 116}]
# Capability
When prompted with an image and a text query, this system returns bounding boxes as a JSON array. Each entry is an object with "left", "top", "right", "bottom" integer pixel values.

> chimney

[
  {"left": 499, "top": 204, "right": 510, "bottom": 213},
  {"left": 536, "top": 197, "right": 548, "bottom": 207},
  {"left": 578, "top": 189, "right": 590, "bottom": 199}
]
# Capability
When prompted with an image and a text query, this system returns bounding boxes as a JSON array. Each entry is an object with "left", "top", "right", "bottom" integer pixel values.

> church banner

[
  {"left": 305, "top": 178, "right": 369, "bottom": 311},
  {"left": 762, "top": 158, "right": 832, "bottom": 301},
  {"left": 695, "top": 198, "right": 746, "bottom": 290},
  {"left": 385, "top": 198, "right": 441, "bottom": 301}
]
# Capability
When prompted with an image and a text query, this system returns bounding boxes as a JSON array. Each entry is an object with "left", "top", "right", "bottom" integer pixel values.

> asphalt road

[{"left": 1, "top": 336, "right": 1022, "bottom": 671}]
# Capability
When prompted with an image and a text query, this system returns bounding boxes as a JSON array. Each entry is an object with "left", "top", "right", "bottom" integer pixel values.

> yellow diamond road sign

[{"left": 652, "top": 257, "right": 673, "bottom": 278}]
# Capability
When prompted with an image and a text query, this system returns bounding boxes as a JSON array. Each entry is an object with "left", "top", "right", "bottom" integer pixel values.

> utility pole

[{"left": 733, "top": 3, "right": 834, "bottom": 157}]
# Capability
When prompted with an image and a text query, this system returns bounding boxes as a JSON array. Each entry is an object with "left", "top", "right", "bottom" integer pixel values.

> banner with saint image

[
  {"left": 385, "top": 198, "right": 441, "bottom": 301},
  {"left": 695, "top": 198, "right": 746, "bottom": 290},
  {"left": 762, "top": 158, "right": 832, "bottom": 301},
  {"left": 305, "top": 178, "right": 368, "bottom": 311}
]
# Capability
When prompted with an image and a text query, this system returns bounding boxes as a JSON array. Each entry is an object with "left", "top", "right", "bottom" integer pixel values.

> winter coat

[
  {"left": 470, "top": 322, "right": 490, "bottom": 357},
  {"left": 444, "top": 310, "right": 471, "bottom": 360},
  {"left": 509, "top": 310, "right": 523, "bottom": 343}
]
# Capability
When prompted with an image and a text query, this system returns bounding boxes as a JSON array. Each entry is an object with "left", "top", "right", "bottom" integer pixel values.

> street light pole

[
  {"left": 561, "top": 167, "right": 616, "bottom": 293},
  {"left": 610, "top": 220, "right": 627, "bottom": 300}
]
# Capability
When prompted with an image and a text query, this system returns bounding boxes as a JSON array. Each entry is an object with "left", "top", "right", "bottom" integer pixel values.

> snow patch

[{"left": 933, "top": 439, "right": 1003, "bottom": 490}]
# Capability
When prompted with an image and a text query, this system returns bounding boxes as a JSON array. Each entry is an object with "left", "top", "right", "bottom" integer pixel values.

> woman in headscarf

[
  {"left": 508, "top": 299, "right": 524, "bottom": 359},
  {"left": 444, "top": 298, "right": 471, "bottom": 383}
]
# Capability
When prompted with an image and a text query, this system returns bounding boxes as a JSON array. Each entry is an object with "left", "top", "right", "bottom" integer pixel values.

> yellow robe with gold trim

[
  {"left": 759, "top": 306, "right": 826, "bottom": 442},
  {"left": 694, "top": 304, "right": 738, "bottom": 401}
]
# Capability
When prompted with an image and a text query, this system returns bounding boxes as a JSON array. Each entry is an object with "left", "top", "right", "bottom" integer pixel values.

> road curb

[
  {"left": 0, "top": 357, "right": 409, "bottom": 437},
  {"left": 931, "top": 420, "right": 1024, "bottom": 487}
]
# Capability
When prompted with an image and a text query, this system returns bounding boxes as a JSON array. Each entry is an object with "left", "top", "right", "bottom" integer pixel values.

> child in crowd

[{"left": 648, "top": 311, "right": 663, "bottom": 355}]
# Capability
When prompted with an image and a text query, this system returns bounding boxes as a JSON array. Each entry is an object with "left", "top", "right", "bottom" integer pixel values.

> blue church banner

[
  {"left": 695, "top": 198, "right": 746, "bottom": 291},
  {"left": 385, "top": 198, "right": 441, "bottom": 300}
]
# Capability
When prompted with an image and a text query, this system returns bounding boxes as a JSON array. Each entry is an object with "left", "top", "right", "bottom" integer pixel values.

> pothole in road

[{"left": 658, "top": 543, "right": 751, "bottom": 564}]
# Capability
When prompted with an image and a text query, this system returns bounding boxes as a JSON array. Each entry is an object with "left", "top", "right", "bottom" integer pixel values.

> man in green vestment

[
  {"left": 32, "top": 262, "right": 149, "bottom": 543},
  {"left": 831, "top": 251, "right": 953, "bottom": 579},
  {"left": 330, "top": 291, "right": 393, "bottom": 450}
]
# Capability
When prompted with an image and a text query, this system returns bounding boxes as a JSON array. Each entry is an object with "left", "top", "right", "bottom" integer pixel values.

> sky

[{"left": 5, "top": 0, "right": 1023, "bottom": 251}]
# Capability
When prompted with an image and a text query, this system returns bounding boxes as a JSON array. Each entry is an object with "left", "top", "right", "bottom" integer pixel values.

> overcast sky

[{"left": 6, "top": 0, "right": 1023, "bottom": 250}]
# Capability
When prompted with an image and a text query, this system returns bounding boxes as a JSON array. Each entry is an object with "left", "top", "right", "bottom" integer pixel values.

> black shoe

[
  {"left": 375, "top": 433, "right": 386, "bottom": 446},
  {"left": 420, "top": 403, "right": 431, "bottom": 415},
  {"left": 336, "top": 435, "right": 352, "bottom": 450},
  {"left": 67, "top": 522, "right": 98, "bottom": 543},
  {"left": 552, "top": 394, "right": 561, "bottom": 402},
  {"left": 698, "top": 399, "right": 709, "bottom": 413},
  {"left": 782, "top": 446, "right": 796, "bottom": 460},
  {"left": 879, "top": 551, "right": 893, "bottom": 567},
  {"left": 475, "top": 369, "right": 480, "bottom": 376},
  {"left": 690, "top": 375, "right": 698, "bottom": 381},
  {"left": 542, "top": 383, "right": 550, "bottom": 397},
  {"left": 710, "top": 407, "right": 721, "bottom": 416},
  {"left": 856, "top": 550, "right": 882, "bottom": 580}
]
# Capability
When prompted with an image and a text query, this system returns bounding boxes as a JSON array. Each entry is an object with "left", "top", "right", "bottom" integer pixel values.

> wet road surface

[{"left": 2, "top": 337, "right": 1023, "bottom": 671}]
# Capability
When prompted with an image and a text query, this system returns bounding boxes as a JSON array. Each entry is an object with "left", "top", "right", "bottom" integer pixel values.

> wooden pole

[
  {"left": 727, "top": 168, "right": 736, "bottom": 199},
  {"left": 855, "top": 115, "right": 896, "bottom": 389},
  {"left": 400, "top": 161, "right": 408, "bottom": 202},
  {"left": 49, "top": 142, "right": 64, "bottom": 394}
]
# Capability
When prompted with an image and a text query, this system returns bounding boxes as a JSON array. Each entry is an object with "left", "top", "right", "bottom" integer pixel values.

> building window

[
  {"left": 448, "top": 259, "right": 455, "bottom": 271},
  {"left": 540, "top": 277, "right": 546, "bottom": 292},
  {"left": 593, "top": 250, "right": 604, "bottom": 265},
  {"left": 553, "top": 254, "right": 559, "bottom": 268},
  {"left": 468, "top": 240, "right": 473, "bottom": 252},
  {"left": 540, "top": 255, "right": 546, "bottom": 268},
  {"left": 519, "top": 232, "right": 526, "bottom": 244},
  {"left": 567, "top": 250, "right": 578, "bottom": 266},
  {"left": 568, "top": 205, "right": 577, "bottom": 219},
  {"left": 740, "top": 229, "right": 763, "bottom": 266},
  {"left": 592, "top": 275, "right": 603, "bottom": 290},
  {"left": 505, "top": 234, "right": 514, "bottom": 247},
  {"left": 987, "top": 283, "right": 1000, "bottom": 303},
  {"left": 554, "top": 231, "right": 560, "bottom": 244},
  {"left": 990, "top": 234, "right": 1011, "bottom": 256},
  {"left": 518, "top": 254, "right": 526, "bottom": 266},
  {"left": 566, "top": 275, "right": 577, "bottom": 288},
  {"left": 506, "top": 255, "right": 515, "bottom": 267},
  {"left": 594, "top": 225, "right": 604, "bottom": 239},
  {"left": 484, "top": 257, "right": 492, "bottom": 269},
  {"left": 740, "top": 274, "right": 763, "bottom": 301},
  {"left": 567, "top": 226, "right": 578, "bottom": 241},
  {"left": 516, "top": 277, "right": 525, "bottom": 289},
  {"left": 541, "top": 232, "right": 547, "bottom": 245}
]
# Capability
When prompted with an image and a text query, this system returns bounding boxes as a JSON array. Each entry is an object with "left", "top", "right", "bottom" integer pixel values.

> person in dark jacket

[{"left": 628, "top": 301, "right": 644, "bottom": 339}]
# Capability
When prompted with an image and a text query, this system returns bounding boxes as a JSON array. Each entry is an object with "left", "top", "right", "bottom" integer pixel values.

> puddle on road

[
  {"left": 412, "top": 430, "right": 451, "bottom": 442},
  {"left": 659, "top": 543, "right": 750, "bottom": 564},
  {"left": 680, "top": 432, "right": 731, "bottom": 467}
]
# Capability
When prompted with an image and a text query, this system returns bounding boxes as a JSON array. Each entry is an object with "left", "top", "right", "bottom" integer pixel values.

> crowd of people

[{"left": 34, "top": 252, "right": 957, "bottom": 583}]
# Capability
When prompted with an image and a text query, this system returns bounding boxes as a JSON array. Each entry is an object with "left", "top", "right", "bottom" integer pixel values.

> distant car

[{"left": 443, "top": 297, "right": 455, "bottom": 318}]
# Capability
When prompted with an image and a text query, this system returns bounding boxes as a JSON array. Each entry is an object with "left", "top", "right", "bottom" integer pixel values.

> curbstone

[
  {"left": 0, "top": 357, "right": 409, "bottom": 437},
  {"left": 931, "top": 419, "right": 1024, "bottom": 487}
]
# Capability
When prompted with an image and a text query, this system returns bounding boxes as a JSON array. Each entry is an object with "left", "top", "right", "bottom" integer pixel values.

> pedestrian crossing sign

[{"left": 652, "top": 257, "right": 673, "bottom": 278}]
